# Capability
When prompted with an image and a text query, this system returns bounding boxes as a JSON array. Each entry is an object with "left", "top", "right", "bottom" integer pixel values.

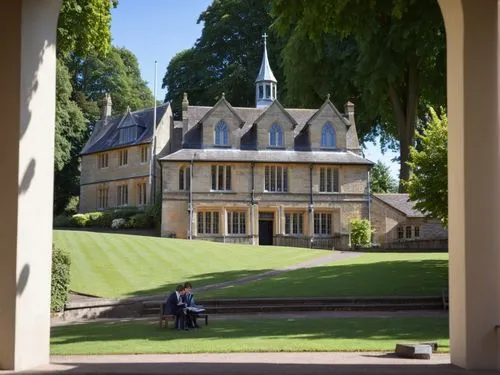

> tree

[
  {"left": 54, "top": 59, "right": 87, "bottom": 214},
  {"left": 405, "top": 107, "right": 448, "bottom": 226},
  {"left": 162, "top": 0, "right": 286, "bottom": 118},
  {"left": 370, "top": 161, "right": 398, "bottom": 193},
  {"left": 272, "top": 0, "right": 446, "bottom": 190},
  {"left": 57, "top": 0, "right": 118, "bottom": 57},
  {"left": 65, "top": 46, "right": 154, "bottom": 117}
]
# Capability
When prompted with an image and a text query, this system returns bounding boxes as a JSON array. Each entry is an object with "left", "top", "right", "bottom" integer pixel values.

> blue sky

[{"left": 110, "top": 0, "right": 399, "bottom": 180}]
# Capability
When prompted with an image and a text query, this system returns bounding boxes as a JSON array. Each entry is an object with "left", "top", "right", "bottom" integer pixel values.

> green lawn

[
  {"left": 53, "top": 230, "right": 330, "bottom": 298},
  {"left": 51, "top": 317, "right": 449, "bottom": 355},
  {"left": 200, "top": 253, "right": 448, "bottom": 299}
]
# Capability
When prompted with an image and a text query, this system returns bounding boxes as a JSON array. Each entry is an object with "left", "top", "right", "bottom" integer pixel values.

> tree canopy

[
  {"left": 162, "top": 0, "right": 285, "bottom": 118},
  {"left": 405, "top": 107, "right": 448, "bottom": 226},
  {"left": 272, "top": 0, "right": 446, "bottom": 190},
  {"left": 370, "top": 161, "right": 398, "bottom": 194}
]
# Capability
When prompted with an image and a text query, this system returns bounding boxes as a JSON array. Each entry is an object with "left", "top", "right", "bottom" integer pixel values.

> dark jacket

[{"left": 165, "top": 291, "right": 184, "bottom": 315}]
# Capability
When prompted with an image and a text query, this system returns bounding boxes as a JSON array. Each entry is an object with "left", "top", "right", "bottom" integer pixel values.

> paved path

[{"left": 10, "top": 352, "right": 497, "bottom": 374}]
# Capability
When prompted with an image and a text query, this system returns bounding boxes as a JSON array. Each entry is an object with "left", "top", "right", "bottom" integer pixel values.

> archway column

[
  {"left": 439, "top": 0, "right": 500, "bottom": 369},
  {"left": 0, "top": 0, "right": 60, "bottom": 371}
]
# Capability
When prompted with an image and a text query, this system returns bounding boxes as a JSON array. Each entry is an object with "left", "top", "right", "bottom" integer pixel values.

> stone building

[
  {"left": 371, "top": 193, "right": 448, "bottom": 249},
  {"left": 79, "top": 94, "right": 173, "bottom": 212},
  {"left": 159, "top": 36, "right": 372, "bottom": 249}
]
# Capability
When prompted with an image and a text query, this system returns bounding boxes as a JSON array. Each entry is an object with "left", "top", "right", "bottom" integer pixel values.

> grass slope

[
  {"left": 201, "top": 253, "right": 448, "bottom": 298},
  {"left": 51, "top": 317, "right": 449, "bottom": 355},
  {"left": 53, "top": 230, "right": 329, "bottom": 298}
]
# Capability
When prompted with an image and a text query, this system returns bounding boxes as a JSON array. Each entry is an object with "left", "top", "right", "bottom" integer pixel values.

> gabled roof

[
  {"left": 117, "top": 110, "right": 140, "bottom": 129},
  {"left": 373, "top": 193, "right": 424, "bottom": 218},
  {"left": 306, "top": 96, "right": 351, "bottom": 127},
  {"left": 196, "top": 96, "right": 245, "bottom": 128},
  {"left": 80, "top": 103, "right": 170, "bottom": 155},
  {"left": 253, "top": 100, "right": 298, "bottom": 129}
]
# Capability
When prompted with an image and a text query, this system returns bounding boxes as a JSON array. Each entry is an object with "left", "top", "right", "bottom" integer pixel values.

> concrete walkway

[{"left": 12, "top": 352, "right": 498, "bottom": 374}]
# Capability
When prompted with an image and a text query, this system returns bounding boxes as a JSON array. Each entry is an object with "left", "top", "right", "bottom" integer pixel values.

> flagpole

[{"left": 149, "top": 60, "right": 158, "bottom": 204}]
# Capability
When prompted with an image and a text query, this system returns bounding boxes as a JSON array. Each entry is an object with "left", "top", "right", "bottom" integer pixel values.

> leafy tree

[
  {"left": 65, "top": 46, "right": 154, "bottom": 116},
  {"left": 272, "top": 0, "right": 446, "bottom": 190},
  {"left": 370, "top": 161, "right": 398, "bottom": 193},
  {"left": 404, "top": 107, "right": 448, "bottom": 226},
  {"left": 57, "top": 0, "right": 118, "bottom": 57},
  {"left": 54, "top": 59, "right": 87, "bottom": 214},
  {"left": 163, "top": 0, "right": 286, "bottom": 118}
]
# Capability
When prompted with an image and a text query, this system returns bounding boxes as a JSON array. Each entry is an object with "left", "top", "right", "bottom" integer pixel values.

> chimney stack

[
  {"left": 101, "top": 93, "right": 112, "bottom": 121},
  {"left": 345, "top": 101, "right": 355, "bottom": 126}
]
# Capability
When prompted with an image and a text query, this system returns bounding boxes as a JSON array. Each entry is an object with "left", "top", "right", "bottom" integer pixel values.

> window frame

[
  {"left": 197, "top": 211, "right": 220, "bottom": 235},
  {"left": 179, "top": 166, "right": 191, "bottom": 191},
  {"left": 319, "top": 167, "right": 340, "bottom": 193},
  {"left": 211, "top": 165, "right": 231, "bottom": 191},
  {"left": 137, "top": 182, "right": 147, "bottom": 206},
  {"left": 227, "top": 211, "right": 246, "bottom": 235},
  {"left": 214, "top": 120, "right": 229, "bottom": 146},
  {"left": 264, "top": 165, "right": 288, "bottom": 193},
  {"left": 140, "top": 145, "right": 149, "bottom": 164},
  {"left": 285, "top": 212, "right": 304, "bottom": 235},
  {"left": 313, "top": 212, "right": 332, "bottom": 236},
  {"left": 117, "top": 184, "right": 129, "bottom": 207},
  {"left": 118, "top": 149, "right": 128, "bottom": 166},
  {"left": 414, "top": 226, "right": 420, "bottom": 238},
  {"left": 320, "top": 122, "right": 336, "bottom": 149},
  {"left": 269, "top": 123, "right": 284, "bottom": 148},
  {"left": 98, "top": 153, "right": 109, "bottom": 169},
  {"left": 120, "top": 126, "right": 137, "bottom": 144},
  {"left": 405, "top": 226, "right": 412, "bottom": 239},
  {"left": 97, "top": 185, "right": 109, "bottom": 210}
]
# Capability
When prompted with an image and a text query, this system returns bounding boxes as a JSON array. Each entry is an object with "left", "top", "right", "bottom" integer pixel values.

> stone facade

[
  {"left": 371, "top": 193, "right": 448, "bottom": 247},
  {"left": 79, "top": 102, "right": 172, "bottom": 212},
  {"left": 160, "top": 94, "right": 372, "bottom": 250}
]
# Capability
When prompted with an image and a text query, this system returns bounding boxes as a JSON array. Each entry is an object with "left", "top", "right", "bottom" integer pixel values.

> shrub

[
  {"left": 64, "top": 196, "right": 79, "bottom": 216},
  {"left": 128, "top": 212, "right": 154, "bottom": 229},
  {"left": 350, "top": 219, "right": 373, "bottom": 248},
  {"left": 86, "top": 212, "right": 104, "bottom": 227},
  {"left": 70, "top": 213, "right": 89, "bottom": 227},
  {"left": 111, "top": 218, "right": 127, "bottom": 229},
  {"left": 53, "top": 214, "right": 71, "bottom": 227},
  {"left": 51, "top": 245, "right": 71, "bottom": 312}
]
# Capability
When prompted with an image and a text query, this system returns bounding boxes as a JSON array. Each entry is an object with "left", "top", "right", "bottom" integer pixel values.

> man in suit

[
  {"left": 183, "top": 282, "right": 200, "bottom": 329},
  {"left": 165, "top": 284, "right": 187, "bottom": 330}
]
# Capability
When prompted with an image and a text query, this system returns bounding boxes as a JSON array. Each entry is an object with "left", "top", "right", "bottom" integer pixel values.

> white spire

[
  {"left": 256, "top": 33, "right": 277, "bottom": 83},
  {"left": 256, "top": 33, "right": 277, "bottom": 108}
]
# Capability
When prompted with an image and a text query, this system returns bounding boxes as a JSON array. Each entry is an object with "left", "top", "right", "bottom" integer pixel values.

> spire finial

[
  {"left": 262, "top": 32, "right": 268, "bottom": 45},
  {"left": 327, "top": 93, "right": 331, "bottom": 101},
  {"left": 222, "top": 92, "right": 225, "bottom": 99}
]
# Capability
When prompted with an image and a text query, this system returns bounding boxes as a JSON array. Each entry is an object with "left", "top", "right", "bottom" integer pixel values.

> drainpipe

[
  {"left": 367, "top": 169, "right": 372, "bottom": 244},
  {"left": 188, "top": 153, "right": 196, "bottom": 240},
  {"left": 251, "top": 163, "right": 255, "bottom": 244},
  {"left": 309, "top": 164, "right": 314, "bottom": 248}
]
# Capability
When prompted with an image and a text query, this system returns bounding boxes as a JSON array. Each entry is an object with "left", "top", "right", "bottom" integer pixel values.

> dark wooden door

[{"left": 259, "top": 220, "right": 274, "bottom": 246}]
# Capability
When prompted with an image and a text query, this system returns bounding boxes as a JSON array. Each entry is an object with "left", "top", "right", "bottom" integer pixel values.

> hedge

[
  {"left": 51, "top": 245, "right": 71, "bottom": 312},
  {"left": 350, "top": 219, "right": 373, "bottom": 248}
]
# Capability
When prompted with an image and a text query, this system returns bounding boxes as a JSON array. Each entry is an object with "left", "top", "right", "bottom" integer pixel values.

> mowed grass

[
  {"left": 51, "top": 317, "right": 449, "bottom": 355},
  {"left": 201, "top": 252, "right": 448, "bottom": 299},
  {"left": 53, "top": 230, "right": 330, "bottom": 298}
]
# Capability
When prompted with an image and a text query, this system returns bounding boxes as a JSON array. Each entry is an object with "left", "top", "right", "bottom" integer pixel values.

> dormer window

[
  {"left": 120, "top": 126, "right": 137, "bottom": 144},
  {"left": 321, "top": 122, "right": 336, "bottom": 148},
  {"left": 269, "top": 123, "right": 283, "bottom": 147},
  {"left": 214, "top": 120, "right": 229, "bottom": 146}
]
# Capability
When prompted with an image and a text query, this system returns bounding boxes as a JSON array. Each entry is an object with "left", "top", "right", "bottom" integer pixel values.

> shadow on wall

[{"left": 16, "top": 263, "right": 30, "bottom": 296}]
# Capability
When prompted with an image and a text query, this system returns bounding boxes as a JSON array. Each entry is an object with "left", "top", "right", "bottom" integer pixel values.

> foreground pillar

[
  {"left": 439, "top": 0, "right": 500, "bottom": 369},
  {"left": 0, "top": 0, "right": 60, "bottom": 371}
]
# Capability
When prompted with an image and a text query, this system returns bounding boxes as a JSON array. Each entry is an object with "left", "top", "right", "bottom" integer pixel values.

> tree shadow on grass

[
  {"left": 51, "top": 317, "right": 449, "bottom": 348},
  {"left": 126, "top": 259, "right": 448, "bottom": 299}
]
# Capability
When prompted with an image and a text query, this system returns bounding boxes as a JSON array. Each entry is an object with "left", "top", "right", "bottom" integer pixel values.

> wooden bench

[
  {"left": 442, "top": 289, "right": 449, "bottom": 310},
  {"left": 159, "top": 303, "right": 209, "bottom": 328}
]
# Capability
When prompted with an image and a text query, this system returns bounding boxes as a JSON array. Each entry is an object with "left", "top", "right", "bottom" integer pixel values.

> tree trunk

[{"left": 388, "top": 60, "right": 419, "bottom": 192}]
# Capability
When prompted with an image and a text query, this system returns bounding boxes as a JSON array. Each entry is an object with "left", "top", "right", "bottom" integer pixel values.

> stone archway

[
  {"left": 0, "top": 0, "right": 61, "bottom": 371},
  {"left": 439, "top": 0, "right": 500, "bottom": 370}
]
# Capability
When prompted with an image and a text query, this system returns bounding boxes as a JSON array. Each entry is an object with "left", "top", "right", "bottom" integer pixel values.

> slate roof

[
  {"left": 373, "top": 193, "right": 424, "bottom": 218},
  {"left": 81, "top": 104, "right": 169, "bottom": 155},
  {"left": 160, "top": 148, "right": 373, "bottom": 165}
]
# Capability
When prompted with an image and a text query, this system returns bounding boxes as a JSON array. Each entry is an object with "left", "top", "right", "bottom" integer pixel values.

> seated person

[
  {"left": 165, "top": 284, "right": 188, "bottom": 330},
  {"left": 183, "top": 282, "right": 204, "bottom": 328}
]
